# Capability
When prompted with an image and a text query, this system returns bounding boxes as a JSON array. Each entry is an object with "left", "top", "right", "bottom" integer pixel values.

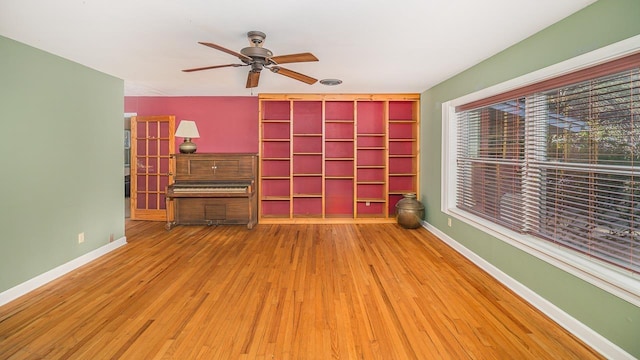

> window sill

[{"left": 446, "top": 207, "right": 640, "bottom": 307}]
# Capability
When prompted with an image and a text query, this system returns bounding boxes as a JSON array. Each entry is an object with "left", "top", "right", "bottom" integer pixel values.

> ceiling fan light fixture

[{"left": 320, "top": 78, "right": 343, "bottom": 86}]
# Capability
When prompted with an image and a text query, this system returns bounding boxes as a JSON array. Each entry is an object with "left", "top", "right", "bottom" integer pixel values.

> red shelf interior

[
  {"left": 326, "top": 160, "right": 354, "bottom": 177},
  {"left": 262, "top": 200, "right": 290, "bottom": 217},
  {"left": 262, "top": 122, "right": 290, "bottom": 139},
  {"left": 357, "top": 202, "right": 384, "bottom": 216},
  {"left": 325, "top": 141, "right": 354, "bottom": 158},
  {"left": 388, "top": 194, "right": 404, "bottom": 216},
  {"left": 326, "top": 179, "right": 354, "bottom": 215},
  {"left": 263, "top": 101, "right": 290, "bottom": 120},
  {"left": 388, "top": 101, "right": 415, "bottom": 120},
  {"left": 357, "top": 135, "right": 385, "bottom": 148},
  {"left": 389, "top": 141, "right": 415, "bottom": 156},
  {"left": 389, "top": 123, "right": 415, "bottom": 139},
  {"left": 357, "top": 168, "right": 385, "bottom": 182},
  {"left": 293, "top": 176, "right": 322, "bottom": 195},
  {"left": 293, "top": 154, "right": 322, "bottom": 174},
  {"left": 261, "top": 160, "right": 290, "bottom": 177},
  {"left": 261, "top": 178, "right": 290, "bottom": 197},
  {"left": 262, "top": 141, "right": 290, "bottom": 158},
  {"left": 389, "top": 176, "right": 416, "bottom": 192},
  {"left": 357, "top": 183, "right": 384, "bottom": 200},
  {"left": 293, "top": 136, "right": 322, "bottom": 153},
  {"left": 293, "top": 101, "right": 322, "bottom": 134},
  {"left": 357, "top": 149, "right": 385, "bottom": 166},
  {"left": 357, "top": 101, "right": 384, "bottom": 134},
  {"left": 389, "top": 157, "right": 416, "bottom": 174},
  {"left": 325, "top": 122, "right": 354, "bottom": 139},
  {"left": 326, "top": 101, "right": 354, "bottom": 120},
  {"left": 293, "top": 197, "right": 322, "bottom": 216}
]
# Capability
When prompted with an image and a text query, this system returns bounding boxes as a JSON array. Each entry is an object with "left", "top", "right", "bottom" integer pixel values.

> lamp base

[{"left": 179, "top": 138, "right": 197, "bottom": 154}]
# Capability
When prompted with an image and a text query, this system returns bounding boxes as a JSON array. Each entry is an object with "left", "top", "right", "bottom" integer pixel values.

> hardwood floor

[{"left": 0, "top": 221, "right": 603, "bottom": 359}]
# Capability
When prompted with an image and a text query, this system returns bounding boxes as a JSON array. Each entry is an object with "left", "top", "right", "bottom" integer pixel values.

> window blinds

[{"left": 456, "top": 60, "right": 640, "bottom": 273}]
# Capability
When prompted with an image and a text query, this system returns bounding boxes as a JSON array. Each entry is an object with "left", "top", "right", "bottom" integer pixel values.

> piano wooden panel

[
  {"left": 175, "top": 153, "right": 255, "bottom": 182},
  {"left": 166, "top": 153, "right": 258, "bottom": 230}
]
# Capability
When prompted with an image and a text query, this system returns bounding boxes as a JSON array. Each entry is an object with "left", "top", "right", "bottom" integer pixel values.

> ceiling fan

[{"left": 182, "top": 31, "right": 319, "bottom": 88}]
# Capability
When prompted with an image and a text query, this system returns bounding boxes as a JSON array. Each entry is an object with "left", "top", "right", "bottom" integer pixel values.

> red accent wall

[{"left": 125, "top": 96, "right": 259, "bottom": 153}]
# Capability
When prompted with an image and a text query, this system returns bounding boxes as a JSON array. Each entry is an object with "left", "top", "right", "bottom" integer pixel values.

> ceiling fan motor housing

[{"left": 240, "top": 47, "right": 274, "bottom": 66}]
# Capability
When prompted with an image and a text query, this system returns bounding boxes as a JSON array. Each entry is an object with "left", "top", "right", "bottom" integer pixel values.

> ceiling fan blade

[
  {"left": 270, "top": 52, "right": 318, "bottom": 65},
  {"left": 198, "top": 42, "right": 252, "bottom": 62},
  {"left": 182, "top": 64, "right": 244, "bottom": 72},
  {"left": 246, "top": 70, "right": 261, "bottom": 88},
  {"left": 271, "top": 67, "right": 317, "bottom": 85}
]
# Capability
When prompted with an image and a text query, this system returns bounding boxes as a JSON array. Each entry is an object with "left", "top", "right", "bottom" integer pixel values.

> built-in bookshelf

[{"left": 259, "top": 94, "right": 419, "bottom": 223}]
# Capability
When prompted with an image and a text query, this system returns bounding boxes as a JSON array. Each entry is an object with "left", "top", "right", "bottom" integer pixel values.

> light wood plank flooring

[{"left": 0, "top": 221, "right": 603, "bottom": 359}]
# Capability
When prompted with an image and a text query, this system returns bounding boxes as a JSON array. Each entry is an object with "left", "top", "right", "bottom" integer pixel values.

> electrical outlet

[
  {"left": 109, "top": 233, "right": 114, "bottom": 242},
  {"left": 78, "top": 232, "right": 85, "bottom": 244},
  {"left": 447, "top": 218, "right": 452, "bottom": 227}
]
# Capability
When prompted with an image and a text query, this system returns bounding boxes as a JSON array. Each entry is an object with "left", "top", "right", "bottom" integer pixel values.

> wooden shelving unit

[{"left": 259, "top": 94, "right": 419, "bottom": 223}]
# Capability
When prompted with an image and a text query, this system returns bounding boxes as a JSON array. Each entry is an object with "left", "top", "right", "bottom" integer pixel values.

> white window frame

[{"left": 441, "top": 34, "right": 640, "bottom": 307}]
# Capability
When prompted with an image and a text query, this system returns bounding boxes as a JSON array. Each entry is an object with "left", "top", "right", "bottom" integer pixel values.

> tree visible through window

[{"left": 456, "top": 63, "right": 640, "bottom": 273}]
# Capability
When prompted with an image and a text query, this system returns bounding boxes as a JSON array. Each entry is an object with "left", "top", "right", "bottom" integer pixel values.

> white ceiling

[{"left": 0, "top": 0, "right": 597, "bottom": 96}]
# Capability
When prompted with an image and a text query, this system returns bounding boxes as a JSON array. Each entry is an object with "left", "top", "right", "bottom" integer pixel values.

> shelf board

[
  {"left": 293, "top": 194, "right": 323, "bottom": 198},
  {"left": 389, "top": 173, "right": 417, "bottom": 176},
  {"left": 325, "top": 176, "right": 354, "bottom": 179},
  {"left": 262, "top": 119, "right": 290, "bottom": 123},
  {"left": 388, "top": 154, "right": 416, "bottom": 158},
  {"left": 262, "top": 138, "right": 290, "bottom": 142},
  {"left": 262, "top": 196, "right": 291, "bottom": 201},
  {"left": 325, "top": 157, "right": 354, "bottom": 161},
  {"left": 293, "top": 173, "right": 323, "bottom": 177},
  {"left": 260, "top": 214, "right": 292, "bottom": 219},
  {"left": 356, "top": 165, "right": 385, "bottom": 169},
  {"left": 388, "top": 138, "right": 416, "bottom": 142},
  {"left": 293, "top": 133, "right": 323, "bottom": 137},
  {"left": 325, "top": 119, "right": 354, "bottom": 123},
  {"left": 261, "top": 157, "right": 290, "bottom": 161},
  {"left": 389, "top": 119, "right": 417, "bottom": 123},
  {"left": 261, "top": 176, "right": 290, "bottom": 179},
  {"left": 357, "top": 146, "right": 385, "bottom": 150},
  {"left": 325, "top": 138, "right": 354, "bottom": 142},
  {"left": 293, "top": 152, "right": 323, "bottom": 155},
  {"left": 356, "top": 198, "right": 386, "bottom": 202},
  {"left": 355, "top": 213, "right": 387, "bottom": 218},
  {"left": 357, "top": 133, "right": 385, "bottom": 137},
  {"left": 389, "top": 190, "right": 416, "bottom": 195},
  {"left": 324, "top": 214, "right": 356, "bottom": 219}
]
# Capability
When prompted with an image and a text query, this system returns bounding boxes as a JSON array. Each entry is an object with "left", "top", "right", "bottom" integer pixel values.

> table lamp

[{"left": 175, "top": 120, "right": 200, "bottom": 153}]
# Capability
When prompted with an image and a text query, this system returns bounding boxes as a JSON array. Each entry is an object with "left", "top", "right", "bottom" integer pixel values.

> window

[{"left": 442, "top": 40, "right": 640, "bottom": 305}]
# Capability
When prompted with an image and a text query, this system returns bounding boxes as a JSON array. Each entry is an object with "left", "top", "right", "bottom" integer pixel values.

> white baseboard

[
  {"left": 423, "top": 222, "right": 633, "bottom": 360},
  {"left": 0, "top": 237, "right": 127, "bottom": 307}
]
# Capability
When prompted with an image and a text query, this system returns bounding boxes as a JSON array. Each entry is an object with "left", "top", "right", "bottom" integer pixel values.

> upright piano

[{"left": 166, "top": 153, "right": 258, "bottom": 230}]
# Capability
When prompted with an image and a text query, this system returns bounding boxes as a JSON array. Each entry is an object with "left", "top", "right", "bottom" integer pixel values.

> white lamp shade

[{"left": 175, "top": 120, "right": 200, "bottom": 138}]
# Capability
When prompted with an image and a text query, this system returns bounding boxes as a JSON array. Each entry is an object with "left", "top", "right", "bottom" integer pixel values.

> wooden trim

[
  {"left": 458, "top": 51, "right": 640, "bottom": 111},
  {"left": 259, "top": 93, "right": 421, "bottom": 101}
]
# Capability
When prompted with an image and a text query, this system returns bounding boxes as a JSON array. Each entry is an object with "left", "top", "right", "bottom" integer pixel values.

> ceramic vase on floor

[{"left": 395, "top": 193, "right": 424, "bottom": 229}]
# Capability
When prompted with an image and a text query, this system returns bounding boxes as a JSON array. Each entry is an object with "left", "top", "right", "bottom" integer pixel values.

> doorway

[
  {"left": 124, "top": 113, "right": 136, "bottom": 219},
  {"left": 129, "top": 115, "right": 176, "bottom": 221}
]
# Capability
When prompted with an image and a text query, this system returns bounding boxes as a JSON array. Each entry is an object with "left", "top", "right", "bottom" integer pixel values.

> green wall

[
  {"left": 0, "top": 36, "right": 124, "bottom": 293},
  {"left": 421, "top": 0, "right": 640, "bottom": 356}
]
